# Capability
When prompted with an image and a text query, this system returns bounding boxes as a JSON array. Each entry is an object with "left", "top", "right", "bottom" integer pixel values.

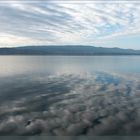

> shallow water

[{"left": 0, "top": 56, "right": 140, "bottom": 135}]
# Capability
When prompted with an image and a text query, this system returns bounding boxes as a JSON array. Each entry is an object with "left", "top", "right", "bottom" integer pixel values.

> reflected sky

[
  {"left": 1, "top": 56, "right": 140, "bottom": 77},
  {"left": 0, "top": 56, "right": 140, "bottom": 135}
]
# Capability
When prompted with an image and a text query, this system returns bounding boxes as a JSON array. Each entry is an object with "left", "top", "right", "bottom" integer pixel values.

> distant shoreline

[
  {"left": 0, "top": 54, "right": 140, "bottom": 56},
  {"left": 0, "top": 45, "right": 140, "bottom": 56}
]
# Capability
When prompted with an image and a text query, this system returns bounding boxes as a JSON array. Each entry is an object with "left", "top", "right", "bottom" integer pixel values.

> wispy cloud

[{"left": 0, "top": 1, "right": 140, "bottom": 47}]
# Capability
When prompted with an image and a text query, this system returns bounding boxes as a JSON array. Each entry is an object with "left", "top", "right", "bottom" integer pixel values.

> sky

[{"left": 0, "top": 0, "right": 140, "bottom": 49}]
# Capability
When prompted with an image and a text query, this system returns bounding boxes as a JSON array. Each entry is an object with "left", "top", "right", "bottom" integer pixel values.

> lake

[{"left": 0, "top": 56, "right": 140, "bottom": 135}]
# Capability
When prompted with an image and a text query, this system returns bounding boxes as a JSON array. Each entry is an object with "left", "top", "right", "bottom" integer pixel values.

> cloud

[
  {"left": 0, "top": 72, "right": 140, "bottom": 135},
  {"left": 0, "top": 1, "right": 140, "bottom": 47}
]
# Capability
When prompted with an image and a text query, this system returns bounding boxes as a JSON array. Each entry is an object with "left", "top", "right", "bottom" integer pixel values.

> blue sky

[{"left": 0, "top": 1, "right": 140, "bottom": 49}]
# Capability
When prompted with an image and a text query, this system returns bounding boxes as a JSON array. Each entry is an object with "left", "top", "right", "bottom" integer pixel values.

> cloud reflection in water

[{"left": 0, "top": 72, "right": 140, "bottom": 135}]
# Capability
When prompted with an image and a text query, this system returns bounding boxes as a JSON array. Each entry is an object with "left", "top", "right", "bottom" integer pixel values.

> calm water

[
  {"left": 0, "top": 55, "right": 140, "bottom": 76},
  {"left": 0, "top": 56, "right": 140, "bottom": 135}
]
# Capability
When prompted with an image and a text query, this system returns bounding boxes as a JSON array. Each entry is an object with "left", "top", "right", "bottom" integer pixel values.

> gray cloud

[{"left": 0, "top": 1, "right": 140, "bottom": 47}]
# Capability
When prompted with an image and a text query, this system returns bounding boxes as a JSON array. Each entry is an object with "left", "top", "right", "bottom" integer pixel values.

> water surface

[{"left": 0, "top": 56, "right": 140, "bottom": 135}]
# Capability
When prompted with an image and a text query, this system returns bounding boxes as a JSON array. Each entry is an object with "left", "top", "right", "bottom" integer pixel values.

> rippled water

[{"left": 0, "top": 56, "right": 140, "bottom": 135}]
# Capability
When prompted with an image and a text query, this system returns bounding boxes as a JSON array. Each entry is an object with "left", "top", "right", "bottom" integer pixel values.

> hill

[{"left": 0, "top": 45, "right": 140, "bottom": 55}]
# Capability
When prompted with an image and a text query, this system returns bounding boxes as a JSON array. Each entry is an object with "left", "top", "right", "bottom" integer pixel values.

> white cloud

[
  {"left": 0, "top": 33, "right": 52, "bottom": 47},
  {"left": 0, "top": 1, "right": 140, "bottom": 47}
]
